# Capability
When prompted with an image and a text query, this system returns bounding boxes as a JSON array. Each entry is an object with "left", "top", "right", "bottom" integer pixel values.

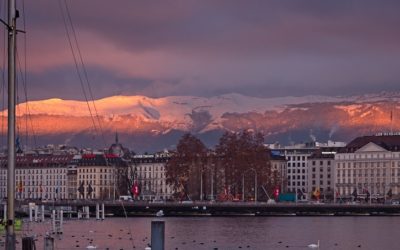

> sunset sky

[{"left": 2, "top": 0, "right": 400, "bottom": 101}]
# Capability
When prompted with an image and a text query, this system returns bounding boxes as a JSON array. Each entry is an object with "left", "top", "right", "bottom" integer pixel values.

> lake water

[{"left": 6, "top": 216, "right": 400, "bottom": 249}]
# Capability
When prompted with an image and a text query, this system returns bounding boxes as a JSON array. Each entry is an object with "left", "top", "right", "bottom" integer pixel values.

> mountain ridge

[{"left": 0, "top": 92, "right": 399, "bottom": 152}]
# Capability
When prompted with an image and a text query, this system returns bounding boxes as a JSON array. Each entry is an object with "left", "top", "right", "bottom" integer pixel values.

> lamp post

[
  {"left": 200, "top": 166, "right": 214, "bottom": 201},
  {"left": 254, "top": 170, "right": 257, "bottom": 203},
  {"left": 200, "top": 169, "right": 203, "bottom": 201},
  {"left": 210, "top": 168, "right": 214, "bottom": 201},
  {"left": 242, "top": 174, "right": 245, "bottom": 202}
]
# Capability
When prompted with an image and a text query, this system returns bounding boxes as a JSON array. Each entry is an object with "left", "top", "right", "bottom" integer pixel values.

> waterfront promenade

[{"left": 5, "top": 200, "right": 400, "bottom": 216}]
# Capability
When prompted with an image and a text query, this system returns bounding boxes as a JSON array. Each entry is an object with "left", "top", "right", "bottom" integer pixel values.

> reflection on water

[{"left": 6, "top": 216, "right": 400, "bottom": 250}]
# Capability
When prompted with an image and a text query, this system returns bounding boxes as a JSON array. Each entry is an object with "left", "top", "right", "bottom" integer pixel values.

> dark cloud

[
  {"left": 22, "top": 66, "right": 152, "bottom": 101},
  {"left": 1, "top": 0, "right": 399, "bottom": 100}
]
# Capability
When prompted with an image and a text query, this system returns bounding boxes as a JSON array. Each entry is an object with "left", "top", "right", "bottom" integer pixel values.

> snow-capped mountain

[{"left": 1, "top": 92, "right": 399, "bottom": 152}]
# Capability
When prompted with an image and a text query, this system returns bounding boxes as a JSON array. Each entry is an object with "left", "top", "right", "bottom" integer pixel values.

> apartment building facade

[
  {"left": 335, "top": 135, "right": 400, "bottom": 200},
  {"left": 131, "top": 153, "right": 173, "bottom": 201}
]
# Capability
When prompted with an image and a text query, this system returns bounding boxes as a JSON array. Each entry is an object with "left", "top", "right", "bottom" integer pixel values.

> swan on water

[
  {"left": 156, "top": 210, "right": 164, "bottom": 217},
  {"left": 86, "top": 245, "right": 97, "bottom": 249},
  {"left": 308, "top": 240, "right": 320, "bottom": 249}
]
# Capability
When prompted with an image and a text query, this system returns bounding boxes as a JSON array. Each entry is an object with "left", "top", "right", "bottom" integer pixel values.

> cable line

[
  {"left": 63, "top": 0, "right": 107, "bottom": 146},
  {"left": 57, "top": 0, "right": 99, "bottom": 138}
]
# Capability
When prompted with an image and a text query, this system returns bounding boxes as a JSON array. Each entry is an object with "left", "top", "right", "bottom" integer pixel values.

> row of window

[
  {"left": 288, "top": 181, "right": 306, "bottom": 186},
  {"left": 79, "top": 168, "right": 114, "bottom": 173},
  {"left": 288, "top": 175, "right": 306, "bottom": 180},
  {"left": 336, "top": 162, "right": 393, "bottom": 168},
  {"left": 336, "top": 153, "right": 396, "bottom": 160},
  {"left": 311, "top": 167, "right": 331, "bottom": 172},
  {"left": 311, "top": 161, "right": 331, "bottom": 166},
  {"left": 286, "top": 156, "right": 307, "bottom": 161},
  {"left": 288, "top": 169, "right": 306, "bottom": 174},
  {"left": 311, "top": 174, "right": 332, "bottom": 179},
  {"left": 288, "top": 162, "right": 306, "bottom": 167}
]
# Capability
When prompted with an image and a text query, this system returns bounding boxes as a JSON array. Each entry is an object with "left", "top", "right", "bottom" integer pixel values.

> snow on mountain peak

[{"left": 2, "top": 93, "right": 395, "bottom": 127}]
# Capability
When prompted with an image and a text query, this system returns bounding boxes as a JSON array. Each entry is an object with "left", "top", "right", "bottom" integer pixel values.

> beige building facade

[{"left": 335, "top": 135, "right": 400, "bottom": 200}]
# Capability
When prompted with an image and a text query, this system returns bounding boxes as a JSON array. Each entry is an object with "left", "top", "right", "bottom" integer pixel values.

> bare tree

[{"left": 165, "top": 133, "right": 207, "bottom": 200}]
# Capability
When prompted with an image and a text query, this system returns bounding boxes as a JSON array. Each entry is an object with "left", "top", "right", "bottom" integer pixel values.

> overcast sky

[{"left": 2, "top": 0, "right": 400, "bottom": 101}]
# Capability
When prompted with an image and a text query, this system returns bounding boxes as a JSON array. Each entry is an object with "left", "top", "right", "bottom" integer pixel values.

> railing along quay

[{"left": 5, "top": 200, "right": 400, "bottom": 216}]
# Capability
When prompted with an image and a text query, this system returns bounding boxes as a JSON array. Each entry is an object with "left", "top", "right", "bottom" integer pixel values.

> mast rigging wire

[
  {"left": 62, "top": 0, "right": 107, "bottom": 146},
  {"left": 57, "top": 0, "right": 100, "bottom": 139}
]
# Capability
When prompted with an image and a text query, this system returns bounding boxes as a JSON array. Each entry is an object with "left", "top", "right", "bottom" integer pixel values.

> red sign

[
  {"left": 273, "top": 187, "right": 280, "bottom": 198},
  {"left": 131, "top": 181, "right": 140, "bottom": 197}
]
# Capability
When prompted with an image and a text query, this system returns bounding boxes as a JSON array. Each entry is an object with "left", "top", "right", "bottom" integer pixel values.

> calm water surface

[{"left": 7, "top": 216, "right": 400, "bottom": 250}]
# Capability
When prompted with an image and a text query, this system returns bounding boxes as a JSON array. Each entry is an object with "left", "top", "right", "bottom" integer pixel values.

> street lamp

[
  {"left": 200, "top": 166, "right": 216, "bottom": 201},
  {"left": 200, "top": 168, "right": 203, "bottom": 201}
]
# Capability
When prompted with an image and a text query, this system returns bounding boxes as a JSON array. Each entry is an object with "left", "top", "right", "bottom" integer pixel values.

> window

[
  {"left": 312, "top": 161, "right": 316, "bottom": 166},
  {"left": 312, "top": 168, "right": 316, "bottom": 172}
]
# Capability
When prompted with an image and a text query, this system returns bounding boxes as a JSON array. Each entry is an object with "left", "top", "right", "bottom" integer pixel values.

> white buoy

[{"left": 308, "top": 240, "right": 320, "bottom": 249}]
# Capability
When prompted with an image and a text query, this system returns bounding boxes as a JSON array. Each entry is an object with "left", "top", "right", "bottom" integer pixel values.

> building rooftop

[
  {"left": 0, "top": 154, "right": 74, "bottom": 168},
  {"left": 340, "top": 135, "right": 400, "bottom": 153}
]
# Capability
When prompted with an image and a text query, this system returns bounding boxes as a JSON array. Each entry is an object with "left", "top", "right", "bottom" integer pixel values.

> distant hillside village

[{"left": 1, "top": 132, "right": 400, "bottom": 203}]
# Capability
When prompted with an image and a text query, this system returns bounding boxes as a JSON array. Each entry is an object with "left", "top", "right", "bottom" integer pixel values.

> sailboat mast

[{"left": 6, "top": 0, "right": 17, "bottom": 248}]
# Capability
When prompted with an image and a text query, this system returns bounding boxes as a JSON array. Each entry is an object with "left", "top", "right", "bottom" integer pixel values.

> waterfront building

[
  {"left": 335, "top": 134, "right": 400, "bottom": 200},
  {"left": 268, "top": 141, "right": 345, "bottom": 200},
  {"left": 131, "top": 153, "right": 173, "bottom": 201},
  {"left": 76, "top": 153, "right": 130, "bottom": 200},
  {"left": 307, "top": 148, "right": 342, "bottom": 201},
  {"left": 270, "top": 151, "right": 288, "bottom": 193},
  {"left": 269, "top": 142, "right": 317, "bottom": 199},
  {"left": 0, "top": 154, "right": 73, "bottom": 200}
]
